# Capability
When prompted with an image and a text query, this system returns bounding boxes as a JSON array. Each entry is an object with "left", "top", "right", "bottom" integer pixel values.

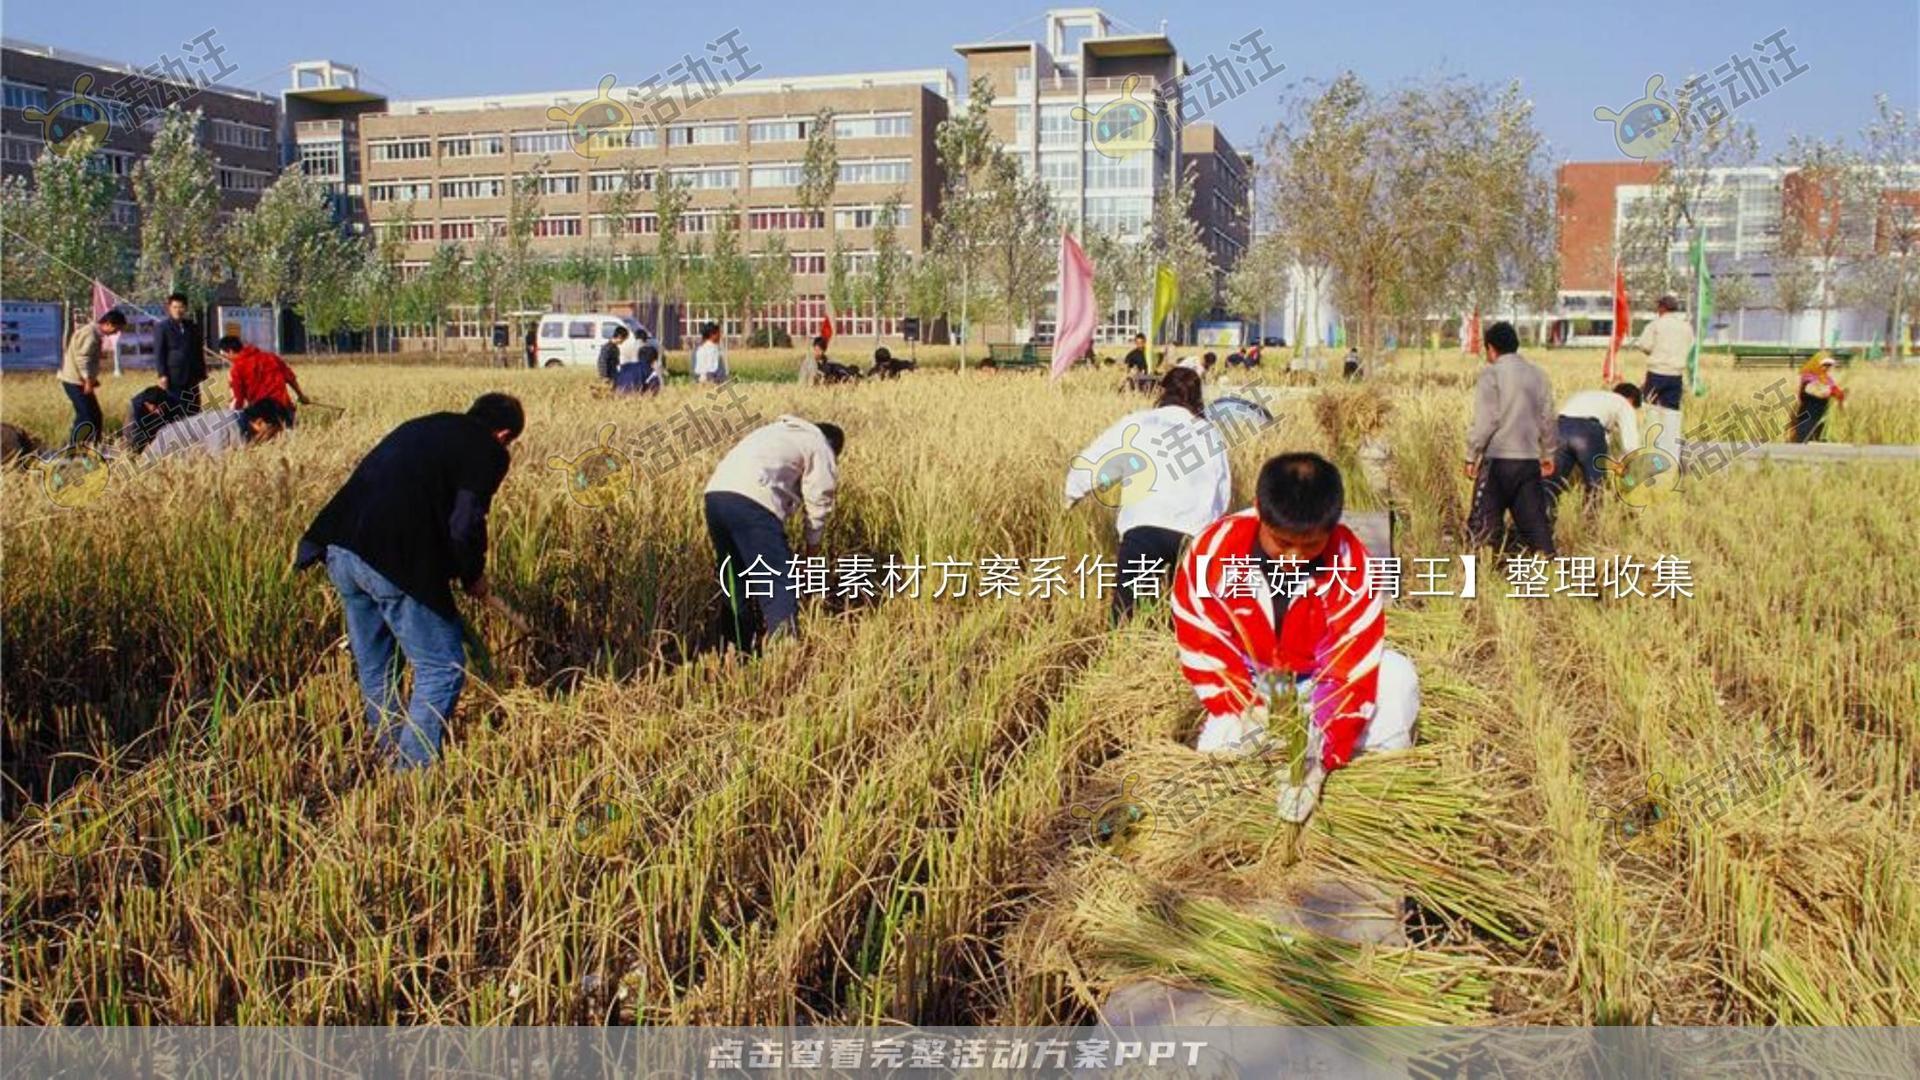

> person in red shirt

[
  {"left": 1171, "top": 452, "right": 1420, "bottom": 823},
  {"left": 221, "top": 336, "right": 310, "bottom": 423}
]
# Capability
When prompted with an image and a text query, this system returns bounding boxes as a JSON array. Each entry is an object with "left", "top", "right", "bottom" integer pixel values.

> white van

[{"left": 535, "top": 313, "right": 649, "bottom": 368}]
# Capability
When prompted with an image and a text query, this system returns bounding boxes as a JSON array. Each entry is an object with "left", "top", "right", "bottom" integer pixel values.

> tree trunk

[{"left": 1895, "top": 247, "right": 1910, "bottom": 361}]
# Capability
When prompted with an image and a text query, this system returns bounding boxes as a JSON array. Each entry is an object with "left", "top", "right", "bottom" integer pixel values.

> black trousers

[
  {"left": 1468, "top": 459, "right": 1555, "bottom": 556},
  {"left": 1790, "top": 393, "right": 1830, "bottom": 443},
  {"left": 1114, "top": 525, "right": 1186, "bottom": 621},
  {"left": 172, "top": 383, "right": 202, "bottom": 417},
  {"left": 61, "top": 381, "right": 103, "bottom": 445},
  {"left": 704, "top": 491, "right": 796, "bottom": 651}
]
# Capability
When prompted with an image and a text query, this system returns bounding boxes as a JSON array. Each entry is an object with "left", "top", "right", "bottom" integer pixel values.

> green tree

[
  {"left": 403, "top": 242, "right": 467, "bottom": 352},
  {"left": 932, "top": 77, "right": 1001, "bottom": 366},
  {"left": 798, "top": 106, "right": 839, "bottom": 311},
  {"left": 981, "top": 154, "right": 1057, "bottom": 338},
  {"left": 226, "top": 164, "right": 340, "bottom": 349},
  {"left": 358, "top": 205, "right": 411, "bottom": 353},
  {"left": 503, "top": 159, "right": 545, "bottom": 316},
  {"left": 652, "top": 166, "right": 692, "bottom": 341},
  {"left": 132, "top": 108, "right": 222, "bottom": 305},
  {"left": 866, "top": 193, "right": 907, "bottom": 341},
  {"left": 298, "top": 232, "right": 364, "bottom": 352},
  {"left": 0, "top": 132, "right": 127, "bottom": 310},
  {"left": 750, "top": 230, "right": 793, "bottom": 341},
  {"left": 1225, "top": 232, "right": 1290, "bottom": 338}
]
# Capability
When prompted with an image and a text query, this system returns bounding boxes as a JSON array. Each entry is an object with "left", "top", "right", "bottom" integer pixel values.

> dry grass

[{"left": 1, "top": 350, "right": 1916, "bottom": 1024}]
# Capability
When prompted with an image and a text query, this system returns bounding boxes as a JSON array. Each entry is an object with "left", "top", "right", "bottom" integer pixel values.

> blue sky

[{"left": 7, "top": 0, "right": 1915, "bottom": 161}]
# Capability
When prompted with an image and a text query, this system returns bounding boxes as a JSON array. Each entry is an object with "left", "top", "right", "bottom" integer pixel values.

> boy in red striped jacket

[{"left": 1171, "top": 453, "right": 1420, "bottom": 823}]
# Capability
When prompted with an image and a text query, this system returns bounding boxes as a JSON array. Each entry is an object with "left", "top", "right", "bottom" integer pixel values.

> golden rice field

[{"left": 1, "top": 349, "right": 1915, "bottom": 1025}]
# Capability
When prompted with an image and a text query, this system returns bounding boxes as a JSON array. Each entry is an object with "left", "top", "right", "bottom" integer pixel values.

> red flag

[
  {"left": 1603, "top": 261, "right": 1628, "bottom": 384},
  {"left": 819, "top": 312, "right": 834, "bottom": 347},
  {"left": 1049, "top": 228, "right": 1096, "bottom": 380}
]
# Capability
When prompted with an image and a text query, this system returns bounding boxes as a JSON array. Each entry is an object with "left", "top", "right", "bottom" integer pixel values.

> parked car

[{"left": 534, "top": 313, "right": 649, "bottom": 368}]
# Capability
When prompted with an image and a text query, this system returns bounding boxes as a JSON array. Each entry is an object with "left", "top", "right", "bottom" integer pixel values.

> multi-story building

[
  {"left": 1, "top": 37, "right": 280, "bottom": 229},
  {"left": 359, "top": 68, "right": 951, "bottom": 346},
  {"left": 954, "top": 8, "right": 1255, "bottom": 341},
  {"left": 1555, "top": 161, "right": 1918, "bottom": 346},
  {"left": 282, "top": 60, "right": 388, "bottom": 233}
]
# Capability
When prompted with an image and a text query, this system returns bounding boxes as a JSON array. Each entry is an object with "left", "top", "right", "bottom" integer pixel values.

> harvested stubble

[{"left": 2, "top": 352, "right": 1917, "bottom": 1025}]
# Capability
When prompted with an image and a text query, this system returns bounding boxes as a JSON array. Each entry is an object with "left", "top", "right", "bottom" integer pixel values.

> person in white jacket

[
  {"left": 692, "top": 322, "right": 728, "bottom": 385},
  {"left": 1065, "top": 366, "right": 1231, "bottom": 620},
  {"left": 703, "top": 415, "right": 843, "bottom": 649}
]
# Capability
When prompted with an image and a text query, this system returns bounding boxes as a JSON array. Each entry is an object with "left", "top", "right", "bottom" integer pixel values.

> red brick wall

[{"left": 1557, "top": 161, "right": 1660, "bottom": 291}]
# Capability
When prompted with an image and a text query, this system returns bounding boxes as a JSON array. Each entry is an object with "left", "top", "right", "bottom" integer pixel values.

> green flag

[
  {"left": 1689, "top": 233, "right": 1711, "bottom": 398},
  {"left": 1151, "top": 265, "right": 1177, "bottom": 349}
]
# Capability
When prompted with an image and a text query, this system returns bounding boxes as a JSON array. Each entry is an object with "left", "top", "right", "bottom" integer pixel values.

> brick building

[
  {"left": 359, "top": 66, "right": 951, "bottom": 346},
  {"left": 2, "top": 37, "right": 280, "bottom": 229}
]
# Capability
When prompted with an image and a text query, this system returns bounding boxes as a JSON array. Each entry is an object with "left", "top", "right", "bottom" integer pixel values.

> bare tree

[{"left": 1778, "top": 135, "right": 1875, "bottom": 347}]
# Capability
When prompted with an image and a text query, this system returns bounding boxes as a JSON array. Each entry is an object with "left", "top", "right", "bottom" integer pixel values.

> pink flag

[
  {"left": 91, "top": 280, "right": 125, "bottom": 326},
  {"left": 1049, "top": 229, "right": 1095, "bottom": 380}
]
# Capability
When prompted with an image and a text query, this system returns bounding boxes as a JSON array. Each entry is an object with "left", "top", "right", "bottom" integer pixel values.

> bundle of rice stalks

[
  {"left": 1077, "top": 872, "right": 1492, "bottom": 1025},
  {"left": 1312, "top": 383, "right": 1395, "bottom": 449},
  {"left": 1085, "top": 743, "right": 1540, "bottom": 946}
]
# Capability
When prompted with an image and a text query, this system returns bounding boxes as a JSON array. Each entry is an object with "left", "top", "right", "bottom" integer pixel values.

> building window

[
  {"left": 511, "top": 130, "right": 572, "bottom": 155},
  {"left": 748, "top": 118, "right": 810, "bottom": 143},
  {"left": 1038, "top": 105, "right": 1081, "bottom": 147},
  {"left": 3, "top": 135, "right": 43, "bottom": 164},
  {"left": 368, "top": 138, "right": 433, "bottom": 163},
  {"left": 790, "top": 252, "right": 827, "bottom": 274},
  {"left": 533, "top": 215, "right": 582, "bottom": 237},
  {"left": 747, "top": 208, "right": 824, "bottom": 230},
  {"left": 1085, "top": 150, "right": 1148, "bottom": 191},
  {"left": 540, "top": 173, "right": 582, "bottom": 195},
  {"left": 86, "top": 149, "right": 132, "bottom": 177},
  {"left": 1087, "top": 195, "right": 1150, "bottom": 236},
  {"left": 217, "top": 166, "right": 270, "bottom": 193},
  {"left": 439, "top": 134, "right": 505, "bottom": 158},
  {"left": 670, "top": 166, "right": 739, "bottom": 191},
  {"left": 109, "top": 201, "right": 137, "bottom": 226},
  {"left": 836, "top": 158, "right": 911, "bottom": 186},
  {"left": 666, "top": 121, "right": 738, "bottom": 147},
  {"left": 681, "top": 209, "right": 740, "bottom": 233},
  {"left": 404, "top": 221, "right": 436, "bottom": 242},
  {"left": 210, "top": 118, "right": 273, "bottom": 151},
  {"left": 369, "top": 179, "right": 434, "bottom": 202},
  {"left": 440, "top": 176, "right": 506, "bottom": 199},
  {"left": 833, "top": 204, "right": 905, "bottom": 230},
  {"left": 833, "top": 113, "right": 912, "bottom": 139},
  {"left": 748, "top": 162, "right": 805, "bottom": 189},
  {"left": 3, "top": 80, "right": 48, "bottom": 113},
  {"left": 300, "top": 142, "right": 344, "bottom": 179},
  {"left": 589, "top": 169, "right": 653, "bottom": 193},
  {"left": 1039, "top": 152, "right": 1079, "bottom": 193}
]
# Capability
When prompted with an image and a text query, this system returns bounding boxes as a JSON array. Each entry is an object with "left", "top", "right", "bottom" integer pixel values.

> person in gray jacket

[{"left": 1464, "top": 321, "right": 1557, "bottom": 556}]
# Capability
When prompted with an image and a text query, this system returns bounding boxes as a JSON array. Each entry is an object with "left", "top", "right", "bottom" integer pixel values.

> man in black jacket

[
  {"left": 598, "top": 326, "right": 627, "bottom": 383},
  {"left": 295, "top": 393, "right": 523, "bottom": 769},
  {"left": 155, "top": 292, "right": 206, "bottom": 416}
]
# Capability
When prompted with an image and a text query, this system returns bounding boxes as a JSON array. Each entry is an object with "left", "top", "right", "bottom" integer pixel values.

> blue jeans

[
  {"left": 704, "top": 491, "right": 797, "bottom": 650},
  {"left": 324, "top": 545, "right": 467, "bottom": 769}
]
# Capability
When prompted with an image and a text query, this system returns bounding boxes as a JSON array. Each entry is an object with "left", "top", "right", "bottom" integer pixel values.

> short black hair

[
  {"left": 1133, "top": 333, "right": 1146, "bottom": 343},
  {"left": 98, "top": 310, "right": 127, "bottom": 330},
  {"left": 1612, "top": 382, "right": 1643, "bottom": 407},
  {"left": 166, "top": 292, "right": 189, "bottom": 306},
  {"left": 611, "top": 326, "right": 629, "bottom": 340},
  {"left": 873, "top": 346, "right": 892, "bottom": 363},
  {"left": 701, "top": 322, "right": 721, "bottom": 340},
  {"left": 1256, "top": 453, "right": 1345, "bottom": 533},
  {"left": 812, "top": 336, "right": 828, "bottom": 349},
  {"left": 1484, "top": 321, "right": 1519, "bottom": 355},
  {"left": 217, "top": 335, "right": 244, "bottom": 352},
  {"left": 468, "top": 392, "right": 525, "bottom": 439},
  {"left": 814, "top": 421, "right": 845, "bottom": 456},
  {"left": 1656, "top": 295, "right": 1680, "bottom": 313},
  {"left": 241, "top": 399, "right": 288, "bottom": 429}
]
